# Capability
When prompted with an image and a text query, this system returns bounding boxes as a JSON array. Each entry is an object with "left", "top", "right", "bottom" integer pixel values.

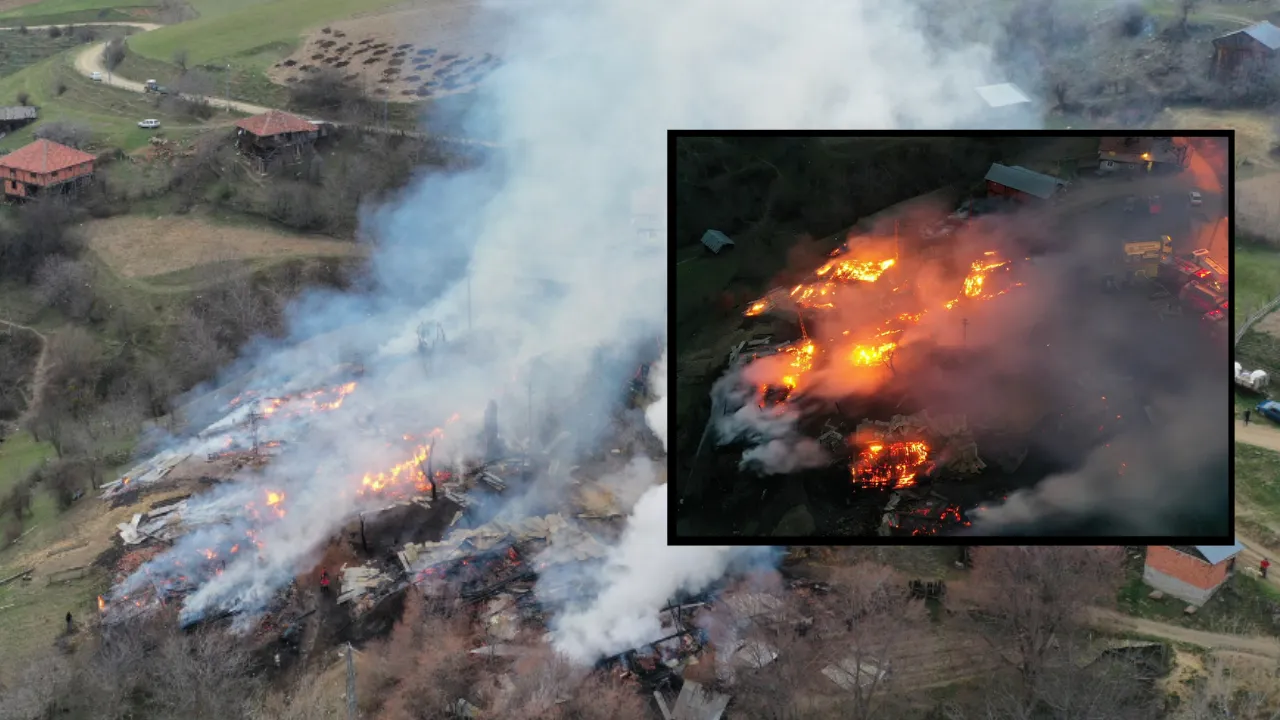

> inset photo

[{"left": 673, "top": 132, "right": 1231, "bottom": 541}]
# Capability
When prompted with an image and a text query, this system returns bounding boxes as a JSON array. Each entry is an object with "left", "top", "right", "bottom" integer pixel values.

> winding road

[
  {"left": 48, "top": 22, "right": 497, "bottom": 148},
  {"left": 1086, "top": 607, "right": 1280, "bottom": 659}
]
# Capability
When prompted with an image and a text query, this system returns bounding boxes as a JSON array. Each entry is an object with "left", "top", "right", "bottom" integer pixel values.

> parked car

[
  {"left": 1257, "top": 400, "right": 1280, "bottom": 424},
  {"left": 90, "top": 71, "right": 102, "bottom": 81},
  {"left": 138, "top": 119, "right": 161, "bottom": 129},
  {"left": 1148, "top": 195, "right": 1161, "bottom": 214},
  {"left": 1189, "top": 190, "right": 1202, "bottom": 206}
]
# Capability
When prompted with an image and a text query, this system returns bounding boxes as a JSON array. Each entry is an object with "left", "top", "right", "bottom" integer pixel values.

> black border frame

[{"left": 667, "top": 128, "right": 1236, "bottom": 547}]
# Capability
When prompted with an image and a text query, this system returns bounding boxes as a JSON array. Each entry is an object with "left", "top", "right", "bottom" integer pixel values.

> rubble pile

[
  {"left": 100, "top": 450, "right": 191, "bottom": 500},
  {"left": 117, "top": 499, "right": 188, "bottom": 545}
]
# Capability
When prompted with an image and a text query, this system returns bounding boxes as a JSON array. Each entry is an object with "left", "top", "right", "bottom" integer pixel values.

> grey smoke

[{"left": 118, "top": 0, "right": 1052, "bottom": 636}]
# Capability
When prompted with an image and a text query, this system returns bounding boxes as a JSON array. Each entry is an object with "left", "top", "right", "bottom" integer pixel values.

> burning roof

[{"left": 399, "top": 514, "right": 609, "bottom": 576}]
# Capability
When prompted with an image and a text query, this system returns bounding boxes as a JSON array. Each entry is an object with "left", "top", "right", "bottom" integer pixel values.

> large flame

[{"left": 853, "top": 440, "right": 931, "bottom": 489}]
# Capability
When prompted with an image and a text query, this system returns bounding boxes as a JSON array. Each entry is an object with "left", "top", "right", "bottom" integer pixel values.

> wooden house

[
  {"left": 0, "top": 138, "right": 95, "bottom": 201},
  {"left": 234, "top": 110, "right": 324, "bottom": 169},
  {"left": 1212, "top": 21, "right": 1280, "bottom": 77}
]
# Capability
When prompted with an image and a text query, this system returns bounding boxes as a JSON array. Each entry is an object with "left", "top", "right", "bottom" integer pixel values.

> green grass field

[
  {"left": 127, "top": 0, "right": 403, "bottom": 66},
  {"left": 1235, "top": 241, "right": 1280, "bottom": 326},
  {"left": 1118, "top": 562, "right": 1280, "bottom": 636},
  {"left": 1236, "top": 442, "right": 1280, "bottom": 531},
  {"left": 0, "top": 26, "right": 99, "bottom": 78},
  {"left": 0, "top": 50, "right": 228, "bottom": 152},
  {"left": 0, "top": 433, "right": 54, "bottom": 493},
  {"left": 0, "top": 1, "right": 156, "bottom": 27}
]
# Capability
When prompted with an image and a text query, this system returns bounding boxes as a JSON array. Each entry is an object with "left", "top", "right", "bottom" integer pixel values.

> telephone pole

[
  {"left": 225, "top": 63, "right": 231, "bottom": 111},
  {"left": 345, "top": 643, "right": 358, "bottom": 720},
  {"left": 962, "top": 318, "right": 969, "bottom": 347}
]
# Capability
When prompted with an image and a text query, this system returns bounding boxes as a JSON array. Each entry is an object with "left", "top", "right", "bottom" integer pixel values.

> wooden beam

[{"left": 0, "top": 568, "right": 33, "bottom": 587}]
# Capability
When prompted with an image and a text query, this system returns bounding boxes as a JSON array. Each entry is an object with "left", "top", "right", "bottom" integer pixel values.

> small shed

[
  {"left": 1143, "top": 543, "right": 1245, "bottom": 606},
  {"left": 700, "top": 229, "right": 735, "bottom": 254},
  {"left": 234, "top": 110, "right": 322, "bottom": 168},
  {"left": 984, "top": 163, "right": 1064, "bottom": 202},
  {"left": 1212, "top": 21, "right": 1280, "bottom": 76},
  {"left": 0, "top": 106, "right": 38, "bottom": 133}
]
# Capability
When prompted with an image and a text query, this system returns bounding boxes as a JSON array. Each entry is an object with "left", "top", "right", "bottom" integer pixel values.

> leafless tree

[
  {"left": 41, "top": 457, "right": 86, "bottom": 509},
  {"left": 35, "top": 120, "right": 93, "bottom": 148},
  {"left": 64, "top": 400, "right": 142, "bottom": 487},
  {"left": 947, "top": 546, "right": 1125, "bottom": 711},
  {"left": 16, "top": 91, "right": 29, "bottom": 106},
  {"left": 170, "top": 310, "right": 231, "bottom": 387},
  {"left": 33, "top": 256, "right": 95, "bottom": 320},
  {"left": 1179, "top": 0, "right": 1199, "bottom": 34},
  {"left": 0, "top": 653, "right": 74, "bottom": 720},
  {"left": 363, "top": 591, "right": 476, "bottom": 719},
  {"left": 0, "top": 194, "right": 83, "bottom": 282},
  {"left": 102, "top": 37, "right": 126, "bottom": 71},
  {"left": 171, "top": 48, "right": 189, "bottom": 73}
]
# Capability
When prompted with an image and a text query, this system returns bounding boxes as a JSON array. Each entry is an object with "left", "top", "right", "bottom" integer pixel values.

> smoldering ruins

[{"left": 679, "top": 137, "right": 1229, "bottom": 539}]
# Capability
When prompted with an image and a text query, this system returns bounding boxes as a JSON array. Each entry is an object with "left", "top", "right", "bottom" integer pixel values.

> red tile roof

[
  {"left": 0, "top": 139, "right": 95, "bottom": 174},
  {"left": 235, "top": 110, "right": 316, "bottom": 138},
  {"left": 1145, "top": 546, "right": 1231, "bottom": 590}
]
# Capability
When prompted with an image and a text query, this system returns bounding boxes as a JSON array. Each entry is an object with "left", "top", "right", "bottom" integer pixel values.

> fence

[{"left": 1235, "top": 292, "right": 1280, "bottom": 346}]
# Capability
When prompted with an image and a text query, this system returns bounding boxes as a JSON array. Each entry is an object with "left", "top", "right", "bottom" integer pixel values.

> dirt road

[
  {"left": 1086, "top": 608, "right": 1280, "bottom": 659},
  {"left": 68, "top": 23, "right": 498, "bottom": 148},
  {"left": 1236, "top": 419, "right": 1280, "bottom": 453}
]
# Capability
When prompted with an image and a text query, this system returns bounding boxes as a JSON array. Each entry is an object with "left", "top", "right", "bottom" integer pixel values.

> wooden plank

[{"left": 0, "top": 568, "right": 33, "bottom": 586}]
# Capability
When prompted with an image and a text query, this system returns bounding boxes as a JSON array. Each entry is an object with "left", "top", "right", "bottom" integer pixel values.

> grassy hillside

[
  {"left": 1236, "top": 241, "right": 1280, "bottom": 325},
  {"left": 127, "top": 0, "right": 404, "bottom": 65},
  {"left": 0, "top": 51, "right": 226, "bottom": 152},
  {"left": 0, "top": 1, "right": 156, "bottom": 26}
]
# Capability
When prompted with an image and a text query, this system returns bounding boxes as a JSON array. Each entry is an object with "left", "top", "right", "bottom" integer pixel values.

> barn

[
  {"left": 0, "top": 106, "right": 38, "bottom": 134},
  {"left": 1142, "top": 543, "right": 1244, "bottom": 607},
  {"left": 1211, "top": 21, "right": 1280, "bottom": 77},
  {"left": 983, "top": 163, "right": 1065, "bottom": 202},
  {"left": 234, "top": 110, "right": 327, "bottom": 170},
  {"left": 0, "top": 138, "right": 95, "bottom": 201}
]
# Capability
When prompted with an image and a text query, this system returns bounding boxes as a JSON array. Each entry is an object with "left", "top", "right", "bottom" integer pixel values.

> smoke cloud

[
  {"left": 713, "top": 182, "right": 1228, "bottom": 536},
  {"left": 115, "top": 0, "right": 1060, "bottom": 649}
]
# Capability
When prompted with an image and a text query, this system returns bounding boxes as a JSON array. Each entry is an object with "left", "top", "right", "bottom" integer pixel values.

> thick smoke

[
  {"left": 717, "top": 190, "right": 1228, "bottom": 535},
  {"left": 119, "top": 0, "right": 1046, "bottom": 645}
]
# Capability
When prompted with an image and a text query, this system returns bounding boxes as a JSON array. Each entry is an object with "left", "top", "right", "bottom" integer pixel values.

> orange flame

[
  {"left": 97, "top": 595, "right": 105, "bottom": 612},
  {"left": 854, "top": 440, "right": 931, "bottom": 489},
  {"left": 266, "top": 491, "right": 283, "bottom": 506}
]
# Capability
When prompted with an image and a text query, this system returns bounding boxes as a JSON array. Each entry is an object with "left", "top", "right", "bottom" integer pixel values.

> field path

[
  {"left": 1085, "top": 607, "right": 1280, "bottom": 659},
  {"left": 66, "top": 24, "right": 498, "bottom": 148},
  {"left": 0, "top": 318, "right": 48, "bottom": 431}
]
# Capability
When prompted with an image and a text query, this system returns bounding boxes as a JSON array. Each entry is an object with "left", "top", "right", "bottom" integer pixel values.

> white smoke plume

[
  {"left": 712, "top": 366, "right": 831, "bottom": 475},
  {"left": 646, "top": 349, "right": 668, "bottom": 452},
  {"left": 115, "top": 0, "right": 1044, "bottom": 643}
]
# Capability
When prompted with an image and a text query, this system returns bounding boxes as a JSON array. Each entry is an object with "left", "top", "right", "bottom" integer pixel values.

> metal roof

[
  {"left": 1195, "top": 541, "right": 1244, "bottom": 566},
  {"left": 984, "top": 163, "right": 1063, "bottom": 199},
  {"left": 0, "top": 106, "right": 38, "bottom": 122},
  {"left": 1239, "top": 21, "right": 1280, "bottom": 51},
  {"left": 975, "top": 83, "right": 1031, "bottom": 108},
  {"left": 700, "top": 229, "right": 735, "bottom": 253}
]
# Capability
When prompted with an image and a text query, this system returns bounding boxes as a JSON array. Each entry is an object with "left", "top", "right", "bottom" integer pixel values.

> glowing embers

[
  {"left": 853, "top": 439, "right": 932, "bottom": 489},
  {"left": 745, "top": 300, "right": 769, "bottom": 317},
  {"left": 757, "top": 341, "right": 818, "bottom": 406},
  {"left": 816, "top": 257, "right": 896, "bottom": 283},
  {"left": 945, "top": 251, "right": 1023, "bottom": 309},
  {"left": 851, "top": 341, "right": 897, "bottom": 367}
]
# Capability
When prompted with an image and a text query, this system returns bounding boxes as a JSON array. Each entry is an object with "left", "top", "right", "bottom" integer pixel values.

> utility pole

[
  {"left": 962, "top": 318, "right": 969, "bottom": 347},
  {"left": 225, "top": 63, "right": 231, "bottom": 111}
]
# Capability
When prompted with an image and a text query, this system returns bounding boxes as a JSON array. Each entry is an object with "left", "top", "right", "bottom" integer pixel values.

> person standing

[
  {"left": 1245, "top": 409, "right": 1252, "bottom": 426},
  {"left": 65, "top": 611, "right": 73, "bottom": 633},
  {"left": 1262, "top": 558, "right": 1271, "bottom": 579}
]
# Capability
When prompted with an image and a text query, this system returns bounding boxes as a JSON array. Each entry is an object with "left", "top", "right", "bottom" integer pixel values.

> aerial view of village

[
  {"left": 674, "top": 134, "right": 1230, "bottom": 540},
  {"left": 0, "top": 0, "right": 1278, "bottom": 718}
]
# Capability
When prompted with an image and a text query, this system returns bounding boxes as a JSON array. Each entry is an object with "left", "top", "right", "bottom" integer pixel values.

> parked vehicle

[
  {"left": 1236, "top": 362, "right": 1269, "bottom": 393},
  {"left": 143, "top": 79, "right": 170, "bottom": 95},
  {"left": 1256, "top": 400, "right": 1280, "bottom": 424},
  {"left": 138, "top": 119, "right": 161, "bottom": 129},
  {"left": 90, "top": 71, "right": 102, "bottom": 82},
  {"left": 1189, "top": 190, "right": 1202, "bottom": 206}
]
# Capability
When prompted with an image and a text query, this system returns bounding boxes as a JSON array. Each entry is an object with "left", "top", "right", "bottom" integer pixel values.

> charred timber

[{"left": 461, "top": 569, "right": 537, "bottom": 602}]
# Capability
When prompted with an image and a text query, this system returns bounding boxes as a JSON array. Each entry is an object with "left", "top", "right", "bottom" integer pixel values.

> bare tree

[
  {"left": 170, "top": 310, "right": 231, "bottom": 387},
  {"left": 171, "top": 48, "right": 189, "bottom": 73},
  {"left": 34, "top": 120, "right": 92, "bottom": 149},
  {"left": 33, "top": 256, "right": 95, "bottom": 320},
  {"left": 16, "top": 91, "right": 29, "bottom": 106},
  {"left": 1179, "top": 0, "right": 1200, "bottom": 34},
  {"left": 102, "top": 37, "right": 126, "bottom": 71},
  {"left": 948, "top": 546, "right": 1125, "bottom": 711},
  {"left": 0, "top": 194, "right": 83, "bottom": 282},
  {"left": 362, "top": 591, "right": 476, "bottom": 719}
]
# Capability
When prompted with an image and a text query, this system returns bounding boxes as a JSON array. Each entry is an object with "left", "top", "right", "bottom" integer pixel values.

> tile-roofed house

[
  {"left": 1142, "top": 542, "right": 1244, "bottom": 606},
  {"left": 234, "top": 110, "right": 318, "bottom": 138},
  {"left": 234, "top": 110, "right": 326, "bottom": 171},
  {"left": 1212, "top": 21, "right": 1280, "bottom": 77},
  {"left": 983, "top": 163, "right": 1064, "bottom": 201},
  {"left": 0, "top": 139, "right": 95, "bottom": 200}
]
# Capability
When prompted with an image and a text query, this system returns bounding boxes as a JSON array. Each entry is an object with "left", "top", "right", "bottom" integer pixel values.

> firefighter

[
  {"left": 320, "top": 569, "right": 330, "bottom": 594},
  {"left": 1263, "top": 558, "right": 1271, "bottom": 580},
  {"left": 1245, "top": 409, "right": 1251, "bottom": 426},
  {"left": 65, "top": 611, "right": 73, "bottom": 633}
]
